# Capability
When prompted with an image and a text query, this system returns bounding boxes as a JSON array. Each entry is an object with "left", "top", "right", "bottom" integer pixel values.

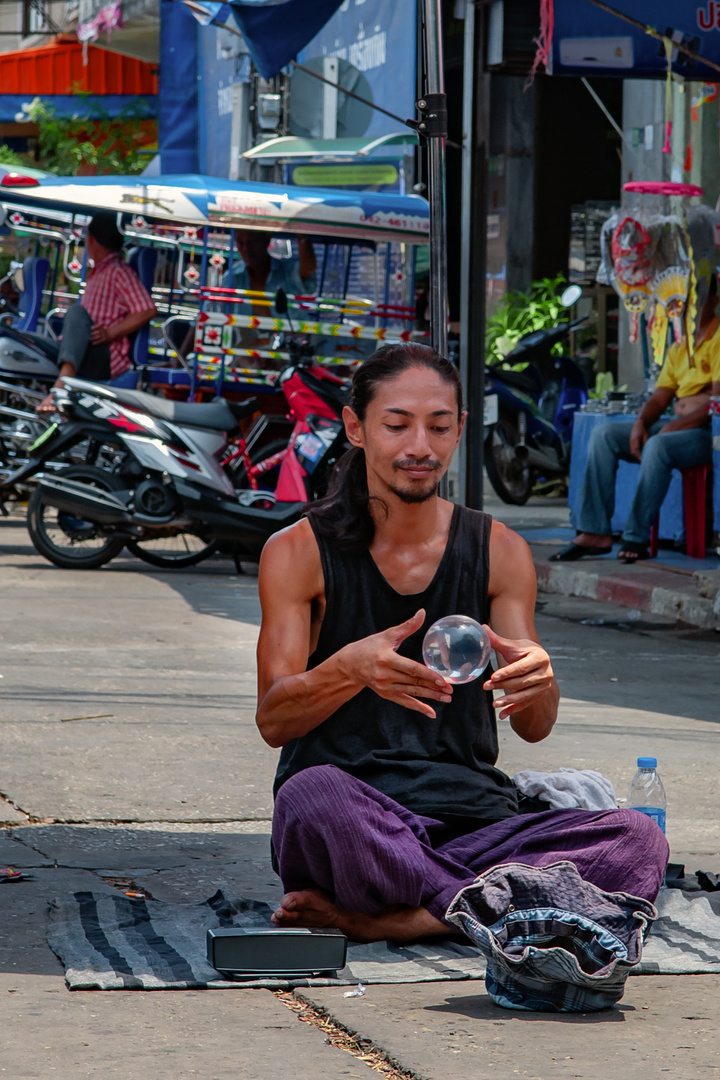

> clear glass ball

[{"left": 422, "top": 615, "right": 491, "bottom": 684}]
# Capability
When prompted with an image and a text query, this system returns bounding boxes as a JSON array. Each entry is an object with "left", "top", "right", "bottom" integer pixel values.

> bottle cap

[{"left": 637, "top": 756, "right": 657, "bottom": 768}]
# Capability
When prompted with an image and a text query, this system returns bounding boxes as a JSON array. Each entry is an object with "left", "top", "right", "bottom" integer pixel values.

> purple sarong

[{"left": 272, "top": 765, "right": 668, "bottom": 923}]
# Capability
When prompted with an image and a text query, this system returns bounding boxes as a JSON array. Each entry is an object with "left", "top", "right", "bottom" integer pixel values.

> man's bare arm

[
  {"left": 658, "top": 404, "right": 711, "bottom": 433},
  {"left": 630, "top": 387, "right": 675, "bottom": 458},
  {"left": 296, "top": 237, "right": 317, "bottom": 285},
  {"left": 486, "top": 521, "right": 559, "bottom": 742},
  {"left": 255, "top": 521, "right": 451, "bottom": 748},
  {"left": 659, "top": 380, "right": 719, "bottom": 433},
  {"left": 90, "top": 306, "right": 157, "bottom": 344}
]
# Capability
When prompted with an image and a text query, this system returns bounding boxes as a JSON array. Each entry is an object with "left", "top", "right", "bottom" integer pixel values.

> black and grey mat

[{"left": 47, "top": 886, "right": 720, "bottom": 991}]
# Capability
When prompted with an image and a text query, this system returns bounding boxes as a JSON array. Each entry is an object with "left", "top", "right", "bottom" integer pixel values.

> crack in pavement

[
  {"left": 281, "top": 991, "right": 420, "bottom": 1080},
  {"left": 0, "top": 791, "right": 30, "bottom": 819},
  {"left": 2, "top": 815, "right": 274, "bottom": 825}
]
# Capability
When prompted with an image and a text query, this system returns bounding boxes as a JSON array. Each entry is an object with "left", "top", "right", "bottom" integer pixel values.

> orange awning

[{"left": 0, "top": 41, "right": 158, "bottom": 96}]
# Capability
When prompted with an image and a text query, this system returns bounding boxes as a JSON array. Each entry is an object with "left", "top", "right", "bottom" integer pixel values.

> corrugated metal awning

[{"left": 0, "top": 41, "right": 158, "bottom": 96}]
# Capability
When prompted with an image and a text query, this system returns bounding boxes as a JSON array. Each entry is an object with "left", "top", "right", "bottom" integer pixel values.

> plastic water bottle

[{"left": 626, "top": 757, "right": 666, "bottom": 833}]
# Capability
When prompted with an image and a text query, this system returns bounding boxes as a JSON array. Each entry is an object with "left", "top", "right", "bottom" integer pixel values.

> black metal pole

[
  {"left": 421, "top": 0, "right": 449, "bottom": 364},
  {"left": 418, "top": 0, "right": 449, "bottom": 498},
  {"left": 460, "top": 2, "right": 488, "bottom": 511}
]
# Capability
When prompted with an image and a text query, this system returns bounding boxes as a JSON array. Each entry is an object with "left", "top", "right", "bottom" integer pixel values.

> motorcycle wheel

[
  {"left": 484, "top": 418, "right": 533, "bottom": 505},
  {"left": 27, "top": 465, "right": 127, "bottom": 569},
  {"left": 126, "top": 535, "right": 218, "bottom": 569}
]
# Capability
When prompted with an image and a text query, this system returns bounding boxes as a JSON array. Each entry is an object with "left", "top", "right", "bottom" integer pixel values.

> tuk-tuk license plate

[
  {"left": 483, "top": 395, "right": 499, "bottom": 426},
  {"left": 28, "top": 422, "right": 58, "bottom": 453}
]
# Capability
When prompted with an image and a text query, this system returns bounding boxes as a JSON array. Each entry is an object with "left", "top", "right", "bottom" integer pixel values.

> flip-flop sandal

[
  {"left": 550, "top": 543, "right": 613, "bottom": 562},
  {"left": 617, "top": 542, "right": 650, "bottom": 564}
]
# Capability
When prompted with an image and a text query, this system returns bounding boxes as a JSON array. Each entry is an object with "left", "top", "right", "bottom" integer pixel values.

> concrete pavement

[
  {"left": 1, "top": 506, "right": 720, "bottom": 1078},
  {"left": 483, "top": 485, "right": 720, "bottom": 630}
]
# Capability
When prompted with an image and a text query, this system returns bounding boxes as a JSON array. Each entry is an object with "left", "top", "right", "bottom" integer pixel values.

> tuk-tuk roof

[{"left": 0, "top": 173, "right": 430, "bottom": 245}]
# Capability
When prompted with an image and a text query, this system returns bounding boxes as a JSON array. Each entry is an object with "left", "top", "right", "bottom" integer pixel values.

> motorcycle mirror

[
  {"left": 275, "top": 288, "right": 288, "bottom": 315},
  {"left": 560, "top": 284, "right": 582, "bottom": 308}
]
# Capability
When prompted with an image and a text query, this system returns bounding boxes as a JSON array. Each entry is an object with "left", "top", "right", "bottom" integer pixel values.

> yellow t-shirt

[{"left": 657, "top": 318, "right": 720, "bottom": 398}]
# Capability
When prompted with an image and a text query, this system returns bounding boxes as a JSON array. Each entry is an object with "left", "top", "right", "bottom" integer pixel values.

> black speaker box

[{"left": 207, "top": 927, "right": 348, "bottom": 977}]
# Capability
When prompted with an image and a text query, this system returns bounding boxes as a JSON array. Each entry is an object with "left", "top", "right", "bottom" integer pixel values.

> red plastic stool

[{"left": 649, "top": 463, "right": 710, "bottom": 559}]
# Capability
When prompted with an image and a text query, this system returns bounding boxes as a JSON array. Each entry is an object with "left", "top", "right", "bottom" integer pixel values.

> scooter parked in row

[
  {"left": 18, "top": 350, "right": 349, "bottom": 570},
  {"left": 483, "top": 284, "right": 589, "bottom": 505},
  {"left": 0, "top": 268, "right": 62, "bottom": 484}
]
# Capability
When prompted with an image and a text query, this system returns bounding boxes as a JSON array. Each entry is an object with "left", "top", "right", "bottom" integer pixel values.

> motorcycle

[
  {"left": 0, "top": 270, "right": 62, "bottom": 487},
  {"left": 483, "top": 284, "right": 589, "bottom": 505},
  {"left": 20, "top": 348, "right": 349, "bottom": 571}
]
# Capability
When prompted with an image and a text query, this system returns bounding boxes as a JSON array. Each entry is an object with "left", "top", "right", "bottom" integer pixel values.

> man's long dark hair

[{"left": 305, "top": 343, "right": 463, "bottom": 552}]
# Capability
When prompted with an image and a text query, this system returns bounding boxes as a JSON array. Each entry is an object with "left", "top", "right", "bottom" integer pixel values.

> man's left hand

[
  {"left": 90, "top": 324, "right": 111, "bottom": 344},
  {"left": 482, "top": 625, "right": 554, "bottom": 720}
]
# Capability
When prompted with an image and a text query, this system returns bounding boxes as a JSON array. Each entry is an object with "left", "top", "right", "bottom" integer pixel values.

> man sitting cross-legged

[{"left": 255, "top": 344, "right": 668, "bottom": 944}]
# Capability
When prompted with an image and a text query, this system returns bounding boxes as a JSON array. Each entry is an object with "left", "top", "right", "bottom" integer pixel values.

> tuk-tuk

[{"left": 0, "top": 173, "right": 430, "bottom": 406}]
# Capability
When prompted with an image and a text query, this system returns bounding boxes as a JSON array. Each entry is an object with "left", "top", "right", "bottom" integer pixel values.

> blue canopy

[
  {"left": 0, "top": 173, "right": 429, "bottom": 244},
  {"left": 183, "top": 0, "right": 345, "bottom": 78}
]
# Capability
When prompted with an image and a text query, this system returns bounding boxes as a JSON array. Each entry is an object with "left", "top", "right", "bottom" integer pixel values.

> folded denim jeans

[{"left": 445, "top": 860, "right": 657, "bottom": 1012}]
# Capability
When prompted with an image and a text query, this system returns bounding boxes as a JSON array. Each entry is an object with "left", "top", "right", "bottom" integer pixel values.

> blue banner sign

[
  {"left": 197, "top": 23, "right": 251, "bottom": 178},
  {"left": 550, "top": 0, "right": 720, "bottom": 79},
  {"left": 297, "top": 0, "right": 417, "bottom": 139}
]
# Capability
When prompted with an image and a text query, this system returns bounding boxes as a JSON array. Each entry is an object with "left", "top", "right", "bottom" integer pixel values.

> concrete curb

[{"left": 533, "top": 550, "right": 720, "bottom": 630}]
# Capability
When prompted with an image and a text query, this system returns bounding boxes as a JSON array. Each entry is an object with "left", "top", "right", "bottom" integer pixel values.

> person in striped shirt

[{"left": 38, "top": 212, "right": 156, "bottom": 409}]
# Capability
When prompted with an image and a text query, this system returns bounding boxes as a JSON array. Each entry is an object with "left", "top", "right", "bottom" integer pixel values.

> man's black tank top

[{"left": 273, "top": 504, "right": 519, "bottom": 825}]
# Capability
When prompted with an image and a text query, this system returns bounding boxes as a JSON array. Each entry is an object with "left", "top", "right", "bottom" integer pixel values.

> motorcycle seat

[
  {"left": 297, "top": 367, "right": 350, "bottom": 415},
  {"left": 488, "top": 366, "right": 538, "bottom": 395},
  {"left": 5, "top": 327, "right": 60, "bottom": 363},
  {"left": 110, "top": 388, "right": 258, "bottom": 431}
]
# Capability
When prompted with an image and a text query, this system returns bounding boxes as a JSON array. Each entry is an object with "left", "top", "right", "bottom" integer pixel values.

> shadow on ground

[
  {"left": 424, "top": 993, "right": 630, "bottom": 1024},
  {"left": 0, "top": 510, "right": 262, "bottom": 625},
  {"left": 0, "top": 825, "right": 282, "bottom": 977},
  {"left": 534, "top": 600, "right": 720, "bottom": 728}
]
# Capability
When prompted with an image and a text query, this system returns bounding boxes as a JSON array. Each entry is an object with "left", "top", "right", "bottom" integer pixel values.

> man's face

[
  {"left": 235, "top": 230, "right": 271, "bottom": 270},
  {"left": 343, "top": 365, "right": 465, "bottom": 504}
]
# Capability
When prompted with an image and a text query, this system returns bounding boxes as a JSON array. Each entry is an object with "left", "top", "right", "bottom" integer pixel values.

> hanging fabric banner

[{"left": 183, "top": 0, "right": 346, "bottom": 79}]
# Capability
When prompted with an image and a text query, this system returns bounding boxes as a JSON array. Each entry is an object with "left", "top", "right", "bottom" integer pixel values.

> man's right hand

[
  {"left": 90, "top": 323, "right": 110, "bottom": 344},
  {"left": 629, "top": 418, "right": 648, "bottom": 460},
  {"left": 339, "top": 608, "right": 452, "bottom": 718}
]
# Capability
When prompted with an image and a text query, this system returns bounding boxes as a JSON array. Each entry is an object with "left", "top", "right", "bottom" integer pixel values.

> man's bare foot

[
  {"left": 272, "top": 888, "right": 341, "bottom": 929},
  {"left": 272, "top": 888, "right": 454, "bottom": 944}
]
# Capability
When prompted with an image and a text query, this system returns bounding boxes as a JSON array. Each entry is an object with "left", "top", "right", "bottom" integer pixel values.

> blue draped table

[{"left": 568, "top": 412, "right": 685, "bottom": 542}]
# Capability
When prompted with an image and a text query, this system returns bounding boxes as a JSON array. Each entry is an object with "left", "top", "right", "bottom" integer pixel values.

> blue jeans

[{"left": 577, "top": 419, "right": 712, "bottom": 544}]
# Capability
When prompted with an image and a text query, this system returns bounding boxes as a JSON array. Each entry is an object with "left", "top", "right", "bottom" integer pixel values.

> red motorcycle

[{"left": 222, "top": 346, "right": 349, "bottom": 508}]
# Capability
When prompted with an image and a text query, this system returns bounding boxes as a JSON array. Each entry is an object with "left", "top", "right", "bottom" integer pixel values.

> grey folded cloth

[{"left": 513, "top": 767, "right": 618, "bottom": 811}]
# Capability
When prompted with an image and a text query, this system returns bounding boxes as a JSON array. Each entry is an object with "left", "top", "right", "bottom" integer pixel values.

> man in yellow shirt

[{"left": 552, "top": 277, "right": 720, "bottom": 563}]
